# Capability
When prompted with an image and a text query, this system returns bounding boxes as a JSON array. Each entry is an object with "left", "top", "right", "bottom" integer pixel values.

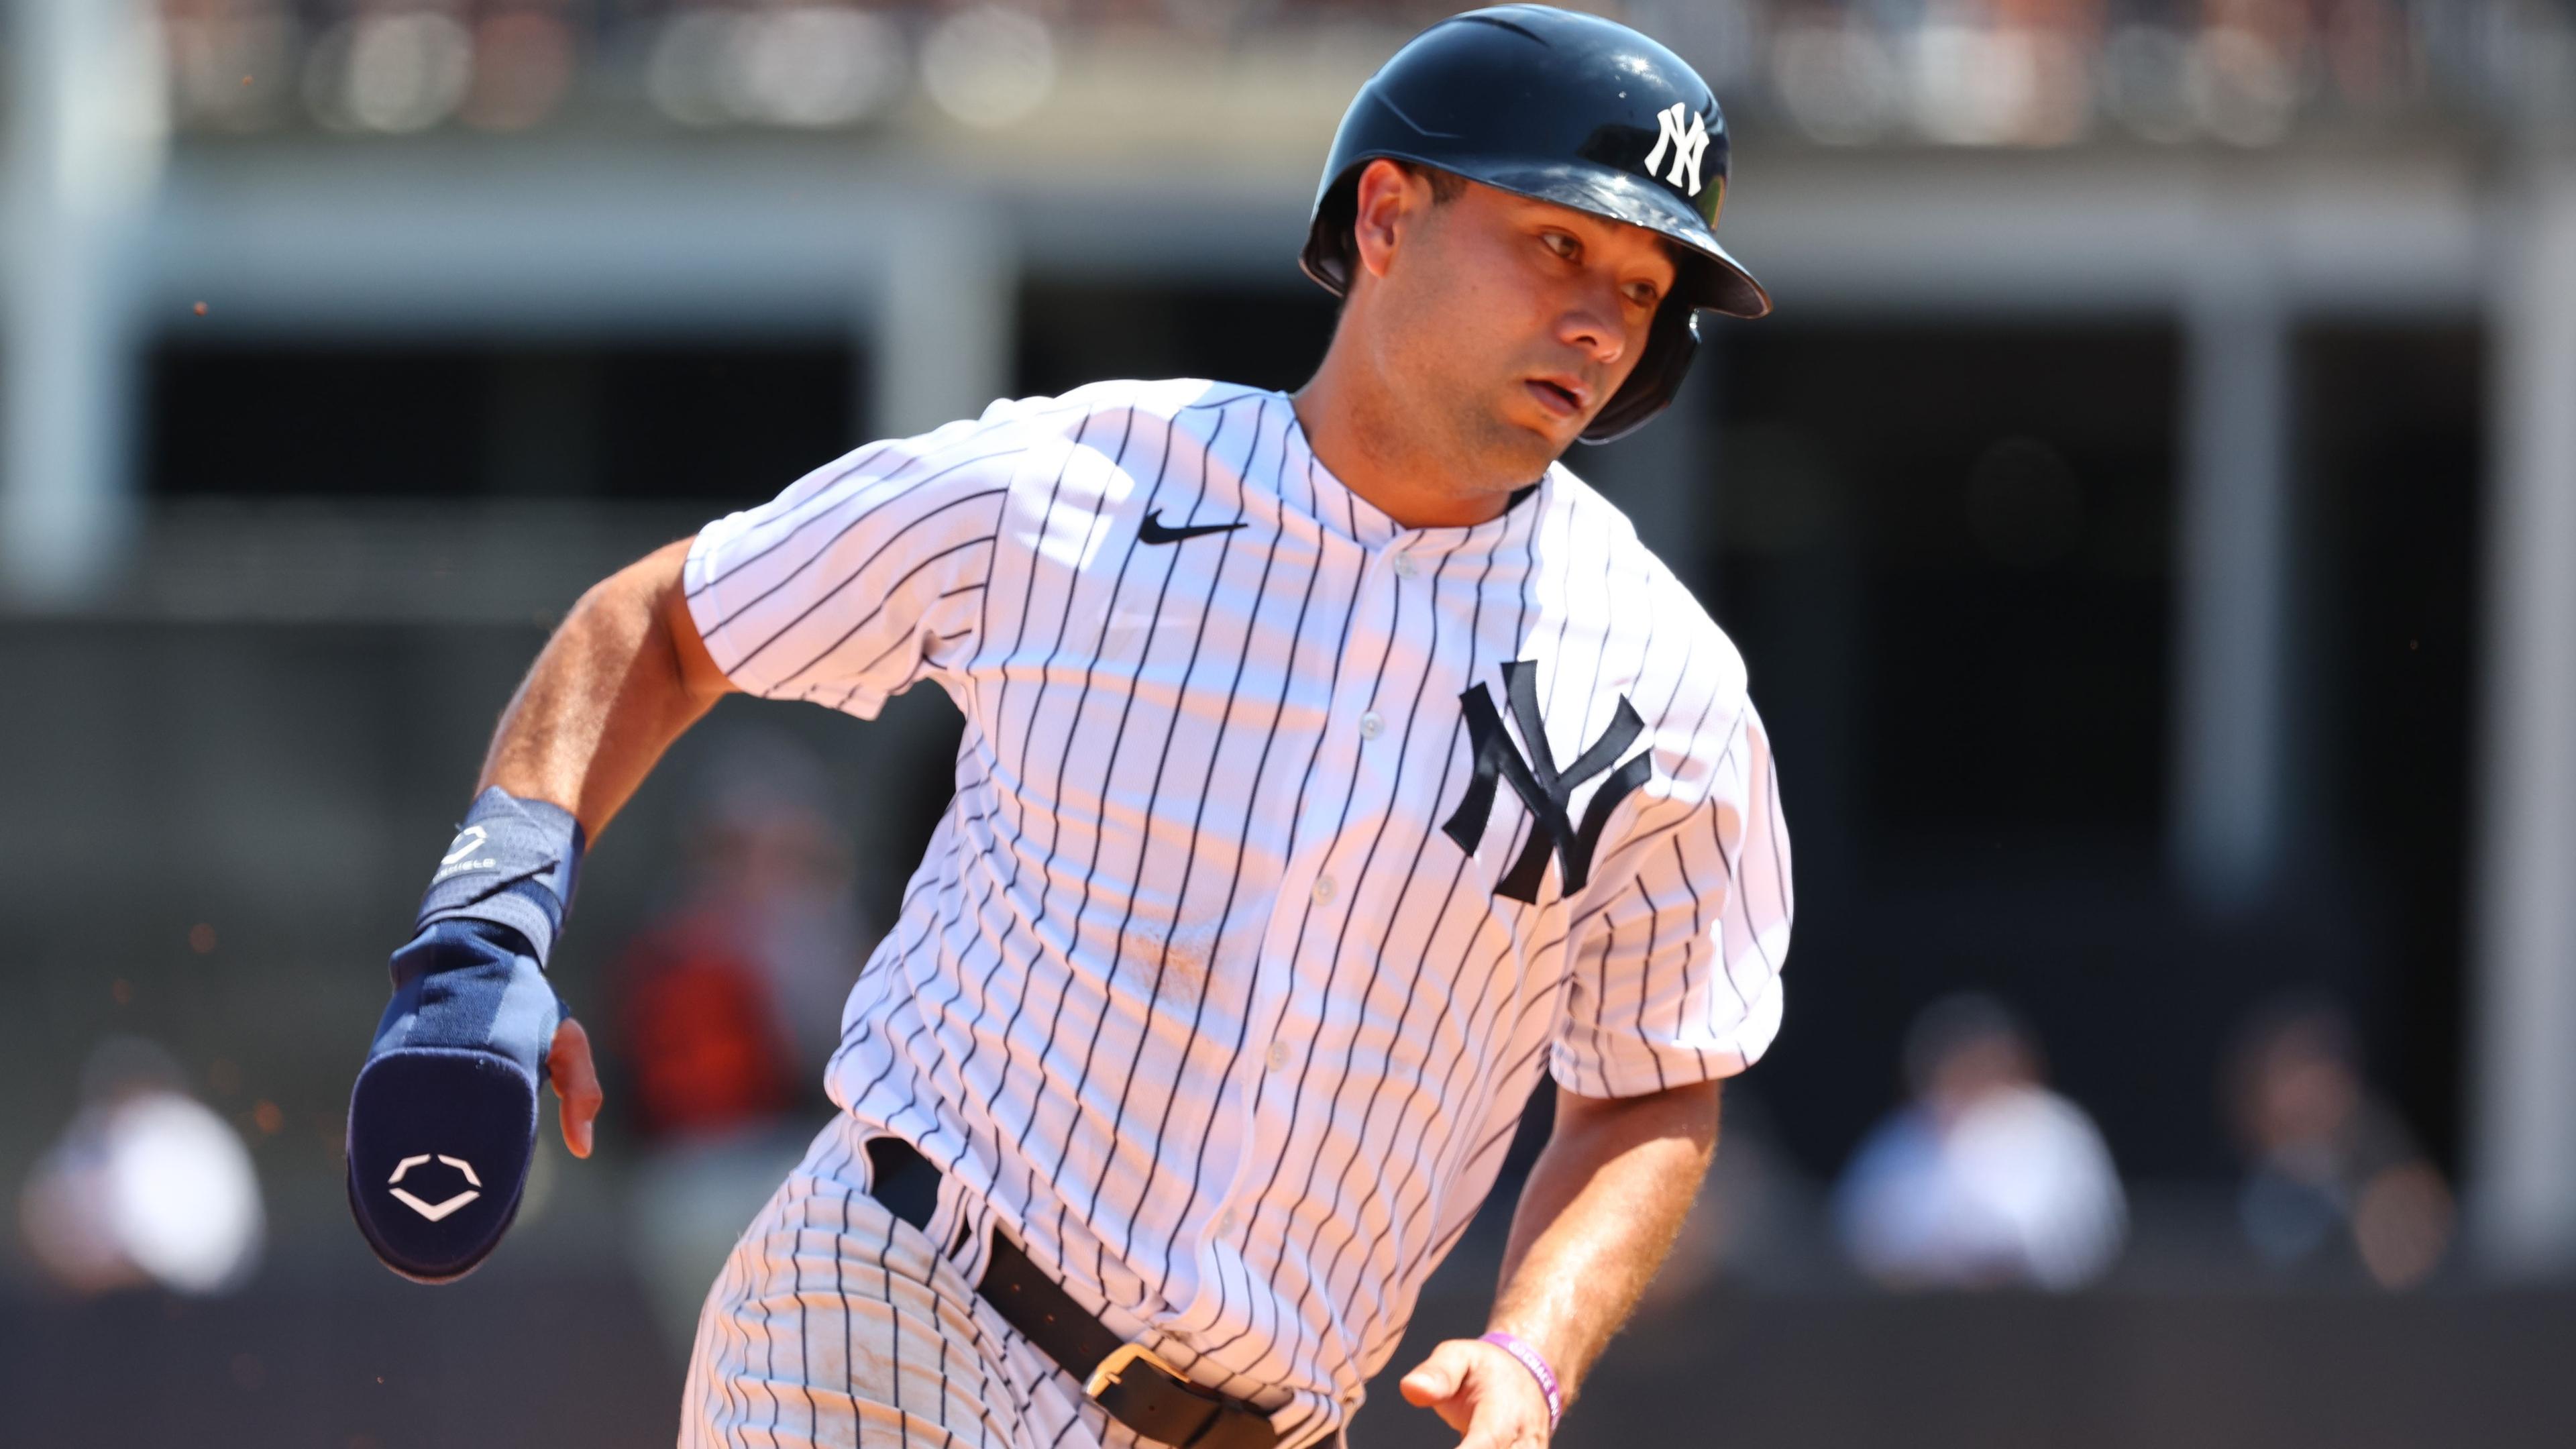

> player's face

[{"left": 1379, "top": 181, "right": 1678, "bottom": 470}]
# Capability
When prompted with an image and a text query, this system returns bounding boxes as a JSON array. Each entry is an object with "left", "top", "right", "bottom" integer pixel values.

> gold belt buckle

[{"left": 1085, "top": 1342, "right": 1185, "bottom": 1399}]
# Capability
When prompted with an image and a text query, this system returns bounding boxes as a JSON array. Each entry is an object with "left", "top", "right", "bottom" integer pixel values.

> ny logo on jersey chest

[{"left": 1442, "top": 660, "right": 1655, "bottom": 904}]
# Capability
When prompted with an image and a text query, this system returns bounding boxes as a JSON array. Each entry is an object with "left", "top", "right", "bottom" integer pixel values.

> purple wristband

[{"left": 1479, "top": 1331, "right": 1562, "bottom": 1430}]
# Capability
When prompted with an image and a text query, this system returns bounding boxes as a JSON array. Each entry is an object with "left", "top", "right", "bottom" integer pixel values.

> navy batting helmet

[{"left": 1301, "top": 5, "right": 1770, "bottom": 443}]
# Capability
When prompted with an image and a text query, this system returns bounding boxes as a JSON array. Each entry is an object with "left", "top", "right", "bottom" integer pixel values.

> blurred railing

[{"left": 158, "top": 0, "right": 2576, "bottom": 148}]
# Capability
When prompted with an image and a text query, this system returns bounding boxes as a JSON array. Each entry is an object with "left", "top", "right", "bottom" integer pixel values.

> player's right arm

[
  {"left": 348, "top": 409, "right": 1028, "bottom": 1283},
  {"left": 340, "top": 538, "right": 734, "bottom": 1283},
  {"left": 459, "top": 537, "right": 733, "bottom": 1163},
  {"left": 476, "top": 535, "right": 737, "bottom": 842}
]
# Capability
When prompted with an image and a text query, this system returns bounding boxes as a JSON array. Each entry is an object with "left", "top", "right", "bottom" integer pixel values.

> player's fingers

[
  {"left": 1430, "top": 1339, "right": 1556, "bottom": 1448},
  {"left": 1400, "top": 1340, "right": 1482, "bottom": 1431},
  {"left": 547, "top": 1016, "right": 604, "bottom": 1159},
  {"left": 1454, "top": 1415, "right": 1546, "bottom": 1449},
  {"left": 1398, "top": 1353, "right": 1460, "bottom": 1406},
  {"left": 1450, "top": 1374, "right": 1549, "bottom": 1449}
]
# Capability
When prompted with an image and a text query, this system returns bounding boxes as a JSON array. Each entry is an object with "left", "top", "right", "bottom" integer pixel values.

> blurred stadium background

[{"left": 7, "top": 0, "right": 2576, "bottom": 1444}]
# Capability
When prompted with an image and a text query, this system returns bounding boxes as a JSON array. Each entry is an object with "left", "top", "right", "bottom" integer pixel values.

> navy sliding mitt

[{"left": 347, "top": 791, "right": 581, "bottom": 1283}]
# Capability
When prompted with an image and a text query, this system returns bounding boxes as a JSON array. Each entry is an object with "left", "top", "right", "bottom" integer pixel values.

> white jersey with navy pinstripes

[{"left": 681, "top": 378, "right": 1792, "bottom": 1444}]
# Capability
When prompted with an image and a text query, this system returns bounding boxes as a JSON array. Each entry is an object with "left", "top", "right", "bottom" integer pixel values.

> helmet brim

[
  {"left": 1465, "top": 159, "right": 1772, "bottom": 321},
  {"left": 1300, "top": 152, "right": 1772, "bottom": 321}
]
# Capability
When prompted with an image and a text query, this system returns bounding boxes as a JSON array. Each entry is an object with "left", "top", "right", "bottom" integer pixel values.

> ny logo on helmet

[
  {"left": 1642, "top": 102, "right": 1711, "bottom": 197},
  {"left": 1442, "top": 661, "right": 1655, "bottom": 904}
]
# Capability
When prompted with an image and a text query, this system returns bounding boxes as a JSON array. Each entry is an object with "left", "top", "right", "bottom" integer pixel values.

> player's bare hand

[
  {"left": 1399, "top": 1338, "right": 1552, "bottom": 1448},
  {"left": 546, "top": 1016, "right": 604, "bottom": 1158}
]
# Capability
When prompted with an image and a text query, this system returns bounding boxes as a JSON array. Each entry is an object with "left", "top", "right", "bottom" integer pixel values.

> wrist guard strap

[{"left": 413, "top": 788, "right": 585, "bottom": 963}]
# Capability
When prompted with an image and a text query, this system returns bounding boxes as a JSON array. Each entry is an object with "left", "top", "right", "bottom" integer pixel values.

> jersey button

[
  {"left": 1391, "top": 555, "right": 1419, "bottom": 580},
  {"left": 1358, "top": 712, "right": 1385, "bottom": 739},
  {"left": 1311, "top": 875, "right": 1338, "bottom": 904},
  {"left": 1218, "top": 1210, "right": 1239, "bottom": 1236},
  {"left": 1267, "top": 1040, "right": 1291, "bottom": 1071}
]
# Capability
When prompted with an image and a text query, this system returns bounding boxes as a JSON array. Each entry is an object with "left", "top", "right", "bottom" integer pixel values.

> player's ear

[{"left": 1350, "top": 158, "right": 1428, "bottom": 283}]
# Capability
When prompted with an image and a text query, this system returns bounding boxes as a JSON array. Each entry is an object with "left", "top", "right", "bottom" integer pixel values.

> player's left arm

[
  {"left": 1400, "top": 1079, "right": 1719, "bottom": 1448},
  {"left": 1408, "top": 682, "right": 1790, "bottom": 1444}
]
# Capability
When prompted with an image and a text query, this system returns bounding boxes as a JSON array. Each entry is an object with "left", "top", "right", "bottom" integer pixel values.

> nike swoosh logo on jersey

[{"left": 1139, "top": 510, "right": 1247, "bottom": 545}]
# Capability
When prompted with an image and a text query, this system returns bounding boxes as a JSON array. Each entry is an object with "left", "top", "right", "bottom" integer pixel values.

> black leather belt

[{"left": 864, "top": 1136, "right": 1320, "bottom": 1449}]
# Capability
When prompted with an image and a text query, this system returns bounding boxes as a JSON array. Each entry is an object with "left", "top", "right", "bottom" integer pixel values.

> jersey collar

[{"left": 1277, "top": 396, "right": 1554, "bottom": 561}]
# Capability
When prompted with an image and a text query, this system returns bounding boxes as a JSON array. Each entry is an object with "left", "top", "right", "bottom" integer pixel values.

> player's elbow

[
  {"left": 566, "top": 537, "right": 734, "bottom": 710},
  {"left": 641, "top": 537, "right": 737, "bottom": 708}
]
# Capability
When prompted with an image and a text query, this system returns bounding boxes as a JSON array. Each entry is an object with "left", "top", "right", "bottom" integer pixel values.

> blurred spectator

[
  {"left": 1834, "top": 994, "right": 2127, "bottom": 1290},
  {"left": 2223, "top": 994, "right": 2453, "bottom": 1289},
  {"left": 613, "top": 725, "right": 870, "bottom": 1131},
  {"left": 612, "top": 727, "right": 873, "bottom": 1350},
  {"left": 19, "top": 1037, "right": 266, "bottom": 1297}
]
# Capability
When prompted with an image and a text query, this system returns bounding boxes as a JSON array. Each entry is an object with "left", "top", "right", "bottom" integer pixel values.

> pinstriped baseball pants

[{"left": 680, "top": 1114, "right": 1140, "bottom": 1449}]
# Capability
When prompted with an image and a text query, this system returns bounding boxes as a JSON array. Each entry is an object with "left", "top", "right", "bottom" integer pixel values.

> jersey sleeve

[
  {"left": 682, "top": 414, "right": 1018, "bottom": 718},
  {"left": 1550, "top": 700, "right": 1794, "bottom": 1099}
]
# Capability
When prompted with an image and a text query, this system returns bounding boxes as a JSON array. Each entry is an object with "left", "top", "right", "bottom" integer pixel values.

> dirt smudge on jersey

[{"left": 1137, "top": 922, "right": 1217, "bottom": 1014}]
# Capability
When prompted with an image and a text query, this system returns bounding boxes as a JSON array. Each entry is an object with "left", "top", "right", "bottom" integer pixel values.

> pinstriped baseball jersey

[{"left": 680, "top": 376, "right": 1792, "bottom": 1442}]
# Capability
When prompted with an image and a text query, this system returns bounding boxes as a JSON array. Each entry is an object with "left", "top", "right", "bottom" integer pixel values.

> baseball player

[{"left": 344, "top": 8, "right": 1790, "bottom": 1448}]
